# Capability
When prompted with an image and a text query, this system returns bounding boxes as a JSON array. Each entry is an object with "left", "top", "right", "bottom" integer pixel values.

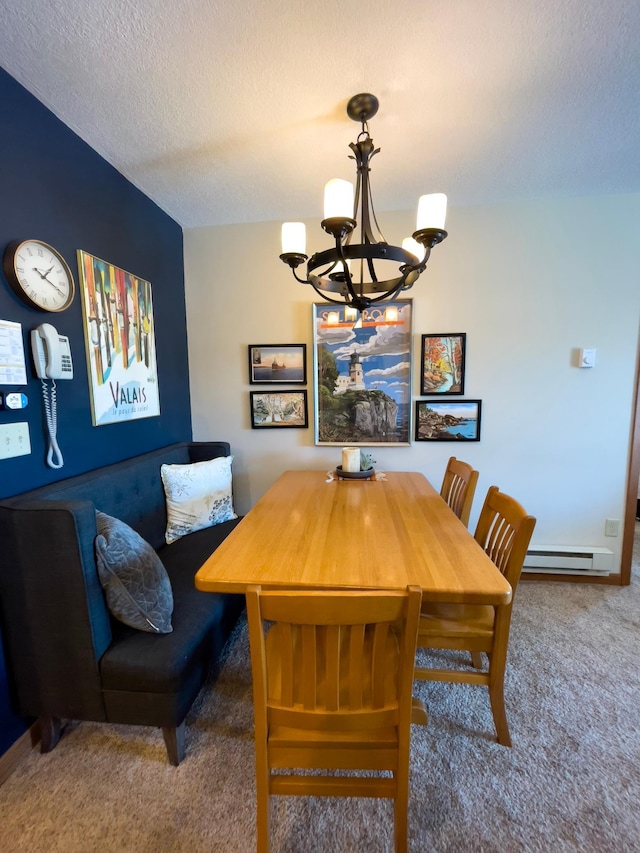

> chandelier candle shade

[{"left": 279, "top": 93, "right": 448, "bottom": 312}]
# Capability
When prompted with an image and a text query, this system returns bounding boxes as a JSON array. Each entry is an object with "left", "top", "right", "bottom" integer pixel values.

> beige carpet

[{"left": 1, "top": 526, "right": 639, "bottom": 852}]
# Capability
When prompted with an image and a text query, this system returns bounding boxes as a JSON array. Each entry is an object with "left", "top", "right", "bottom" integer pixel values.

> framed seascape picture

[
  {"left": 77, "top": 250, "right": 160, "bottom": 426},
  {"left": 313, "top": 300, "right": 412, "bottom": 446},
  {"left": 248, "top": 344, "right": 306, "bottom": 384},
  {"left": 420, "top": 332, "right": 466, "bottom": 395},
  {"left": 250, "top": 390, "right": 308, "bottom": 428},
  {"left": 414, "top": 399, "right": 482, "bottom": 442}
]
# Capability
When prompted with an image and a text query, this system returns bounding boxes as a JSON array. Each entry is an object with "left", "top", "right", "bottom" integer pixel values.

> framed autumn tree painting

[{"left": 420, "top": 333, "right": 466, "bottom": 395}]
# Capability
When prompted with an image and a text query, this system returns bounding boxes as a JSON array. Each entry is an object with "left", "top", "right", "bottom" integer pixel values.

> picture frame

[
  {"left": 77, "top": 250, "right": 160, "bottom": 426},
  {"left": 414, "top": 399, "right": 482, "bottom": 442},
  {"left": 313, "top": 300, "right": 412, "bottom": 446},
  {"left": 420, "top": 333, "right": 466, "bottom": 395},
  {"left": 249, "top": 390, "right": 308, "bottom": 428},
  {"left": 248, "top": 344, "right": 306, "bottom": 384}
]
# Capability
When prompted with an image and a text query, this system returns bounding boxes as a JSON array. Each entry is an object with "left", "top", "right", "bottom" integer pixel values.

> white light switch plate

[{"left": 0, "top": 421, "right": 31, "bottom": 459}]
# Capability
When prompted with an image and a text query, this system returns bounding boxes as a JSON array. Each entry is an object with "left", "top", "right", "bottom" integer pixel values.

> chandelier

[{"left": 279, "top": 93, "right": 448, "bottom": 313}]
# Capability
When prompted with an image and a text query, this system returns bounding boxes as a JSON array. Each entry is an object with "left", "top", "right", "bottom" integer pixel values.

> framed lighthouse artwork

[
  {"left": 312, "top": 300, "right": 412, "bottom": 446},
  {"left": 77, "top": 250, "right": 160, "bottom": 425}
]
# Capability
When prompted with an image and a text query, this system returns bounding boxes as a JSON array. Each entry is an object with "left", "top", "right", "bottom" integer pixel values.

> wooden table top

[{"left": 195, "top": 470, "right": 512, "bottom": 605}]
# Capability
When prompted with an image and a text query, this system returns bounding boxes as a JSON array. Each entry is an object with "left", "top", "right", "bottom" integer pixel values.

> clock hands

[{"left": 32, "top": 266, "right": 65, "bottom": 297}]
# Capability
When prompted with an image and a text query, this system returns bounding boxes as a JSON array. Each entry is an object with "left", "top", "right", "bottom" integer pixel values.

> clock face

[{"left": 3, "top": 239, "right": 75, "bottom": 312}]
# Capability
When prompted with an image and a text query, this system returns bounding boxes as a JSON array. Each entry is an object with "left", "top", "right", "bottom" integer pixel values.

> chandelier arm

[
  {"left": 334, "top": 236, "right": 366, "bottom": 309},
  {"left": 366, "top": 255, "right": 378, "bottom": 283},
  {"left": 367, "top": 176, "right": 386, "bottom": 244},
  {"left": 290, "top": 266, "right": 311, "bottom": 285},
  {"left": 306, "top": 279, "right": 355, "bottom": 306},
  {"left": 364, "top": 281, "right": 410, "bottom": 305},
  {"left": 403, "top": 245, "right": 433, "bottom": 276}
]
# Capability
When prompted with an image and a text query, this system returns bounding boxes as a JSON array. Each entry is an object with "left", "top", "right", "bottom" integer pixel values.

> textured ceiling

[{"left": 1, "top": 0, "right": 640, "bottom": 228}]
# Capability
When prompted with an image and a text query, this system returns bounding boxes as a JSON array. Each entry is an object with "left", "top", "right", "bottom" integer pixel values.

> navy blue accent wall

[{"left": 0, "top": 68, "right": 192, "bottom": 754}]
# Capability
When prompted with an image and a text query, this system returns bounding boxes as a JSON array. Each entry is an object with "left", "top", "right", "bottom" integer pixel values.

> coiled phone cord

[{"left": 41, "top": 379, "right": 64, "bottom": 469}]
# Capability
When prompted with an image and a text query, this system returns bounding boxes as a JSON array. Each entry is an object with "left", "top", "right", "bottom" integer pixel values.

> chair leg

[
  {"left": 487, "top": 657, "right": 512, "bottom": 747},
  {"left": 411, "top": 696, "right": 428, "bottom": 726},
  {"left": 471, "top": 651, "right": 483, "bottom": 669},
  {"left": 256, "top": 770, "right": 270, "bottom": 853},
  {"left": 394, "top": 776, "right": 409, "bottom": 853},
  {"left": 39, "top": 715, "right": 62, "bottom": 753},
  {"left": 162, "top": 721, "right": 186, "bottom": 766}
]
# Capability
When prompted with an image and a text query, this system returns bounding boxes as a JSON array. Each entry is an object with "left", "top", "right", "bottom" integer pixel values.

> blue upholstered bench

[{"left": 0, "top": 441, "right": 244, "bottom": 765}]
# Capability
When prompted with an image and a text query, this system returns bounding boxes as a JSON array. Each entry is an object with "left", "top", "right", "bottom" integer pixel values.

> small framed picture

[
  {"left": 248, "top": 344, "right": 306, "bottom": 385},
  {"left": 420, "top": 333, "right": 466, "bottom": 395},
  {"left": 250, "top": 390, "right": 308, "bottom": 429},
  {"left": 414, "top": 399, "right": 482, "bottom": 442}
]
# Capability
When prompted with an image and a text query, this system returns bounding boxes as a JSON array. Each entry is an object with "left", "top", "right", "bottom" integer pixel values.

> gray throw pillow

[{"left": 95, "top": 511, "right": 173, "bottom": 633}]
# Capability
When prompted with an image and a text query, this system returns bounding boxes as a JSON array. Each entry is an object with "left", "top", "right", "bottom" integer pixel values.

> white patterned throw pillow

[{"left": 161, "top": 456, "right": 237, "bottom": 544}]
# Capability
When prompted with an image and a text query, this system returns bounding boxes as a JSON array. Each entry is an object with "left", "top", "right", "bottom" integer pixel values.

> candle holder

[{"left": 335, "top": 465, "right": 376, "bottom": 480}]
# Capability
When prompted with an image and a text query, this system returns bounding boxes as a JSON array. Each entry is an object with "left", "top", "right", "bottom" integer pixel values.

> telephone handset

[
  {"left": 30, "top": 324, "right": 73, "bottom": 469},
  {"left": 31, "top": 323, "right": 73, "bottom": 380}
]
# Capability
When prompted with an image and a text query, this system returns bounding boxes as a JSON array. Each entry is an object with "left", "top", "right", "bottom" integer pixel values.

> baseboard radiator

[{"left": 522, "top": 545, "right": 614, "bottom": 577}]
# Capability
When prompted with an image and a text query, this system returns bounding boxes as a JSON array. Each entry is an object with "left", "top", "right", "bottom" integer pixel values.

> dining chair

[
  {"left": 246, "top": 584, "right": 423, "bottom": 853},
  {"left": 440, "top": 455, "right": 479, "bottom": 528},
  {"left": 415, "top": 486, "right": 536, "bottom": 746}
]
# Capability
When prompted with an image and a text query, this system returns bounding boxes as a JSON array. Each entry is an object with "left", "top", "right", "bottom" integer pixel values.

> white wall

[{"left": 184, "top": 194, "right": 640, "bottom": 572}]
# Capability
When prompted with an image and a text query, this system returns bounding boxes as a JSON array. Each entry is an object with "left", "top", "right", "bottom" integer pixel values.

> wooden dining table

[{"left": 195, "top": 470, "right": 512, "bottom": 605}]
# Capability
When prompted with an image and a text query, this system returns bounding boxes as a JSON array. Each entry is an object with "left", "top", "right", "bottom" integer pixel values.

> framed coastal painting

[
  {"left": 420, "top": 332, "right": 466, "bottom": 395},
  {"left": 248, "top": 344, "right": 306, "bottom": 384},
  {"left": 414, "top": 399, "right": 482, "bottom": 442},
  {"left": 249, "top": 390, "right": 308, "bottom": 428},
  {"left": 77, "top": 250, "right": 160, "bottom": 425},
  {"left": 313, "top": 300, "right": 412, "bottom": 446}
]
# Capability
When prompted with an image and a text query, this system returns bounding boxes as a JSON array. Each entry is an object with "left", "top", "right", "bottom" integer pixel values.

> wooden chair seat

[
  {"left": 247, "top": 585, "right": 422, "bottom": 852},
  {"left": 418, "top": 602, "right": 495, "bottom": 640}
]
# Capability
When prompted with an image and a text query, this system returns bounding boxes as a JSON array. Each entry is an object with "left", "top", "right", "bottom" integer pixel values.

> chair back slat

[
  {"left": 325, "top": 625, "right": 341, "bottom": 711},
  {"left": 301, "top": 624, "right": 317, "bottom": 709},
  {"left": 348, "top": 623, "right": 365, "bottom": 709},
  {"left": 474, "top": 486, "right": 537, "bottom": 589},
  {"left": 279, "top": 622, "right": 295, "bottom": 706},
  {"left": 440, "top": 456, "right": 479, "bottom": 528},
  {"left": 371, "top": 622, "right": 392, "bottom": 709}
]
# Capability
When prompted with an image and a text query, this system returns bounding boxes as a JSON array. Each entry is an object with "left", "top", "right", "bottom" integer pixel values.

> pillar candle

[{"left": 342, "top": 447, "right": 360, "bottom": 473}]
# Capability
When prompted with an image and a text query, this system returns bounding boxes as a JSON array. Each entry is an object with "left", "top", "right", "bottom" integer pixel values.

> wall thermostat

[{"left": 579, "top": 348, "right": 596, "bottom": 368}]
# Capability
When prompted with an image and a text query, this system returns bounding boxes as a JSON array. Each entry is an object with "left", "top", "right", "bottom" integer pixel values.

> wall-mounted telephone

[
  {"left": 30, "top": 323, "right": 73, "bottom": 469},
  {"left": 31, "top": 323, "right": 74, "bottom": 380}
]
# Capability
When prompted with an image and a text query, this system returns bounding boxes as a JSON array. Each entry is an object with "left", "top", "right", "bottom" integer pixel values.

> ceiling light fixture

[{"left": 279, "top": 93, "right": 448, "bottom": 312}]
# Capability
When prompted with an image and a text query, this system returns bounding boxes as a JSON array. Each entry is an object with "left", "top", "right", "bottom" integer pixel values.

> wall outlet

[
  {"left": 604, "top": 518, "right": 620, "bottom": 537},
  {"left": 0, "top": 421, "right": 31, "bottom": 460}
]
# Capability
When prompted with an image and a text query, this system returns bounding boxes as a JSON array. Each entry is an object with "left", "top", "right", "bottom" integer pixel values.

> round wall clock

[{"left": 2, "top": 239, "right": 75, "bottom": 312}]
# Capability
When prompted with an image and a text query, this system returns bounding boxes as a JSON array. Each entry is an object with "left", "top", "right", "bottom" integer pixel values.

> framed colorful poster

[
  {"left": 248, "top": 344, "right": 306, "bottom": 384},
  {"left": 313, "top": 300, "right": 412, "bottom": 445},
  {"left": 420, "top": 333, "right": 466, "bottom": 395},
  {"left": 414, "top": 399, "right": 482, "bottom": 441},
  {"left": 77, "top": 250, "right": 160, "bottom": 425},
  {"left": 249, "top": 390, "right": 308, "bottom": 428}
]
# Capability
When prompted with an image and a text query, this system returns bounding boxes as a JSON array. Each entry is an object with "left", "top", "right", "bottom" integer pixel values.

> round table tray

[{"left": 335, "top": 466, "right": 375, "bottom": 480}]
